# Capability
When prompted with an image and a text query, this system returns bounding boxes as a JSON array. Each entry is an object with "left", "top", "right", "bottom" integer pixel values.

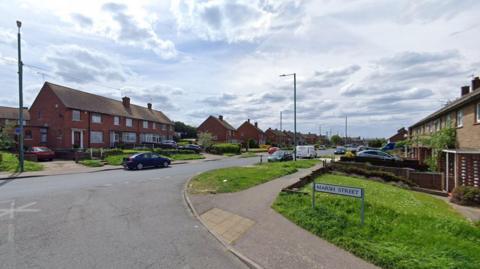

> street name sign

[{"left": 312, "top": 182, "right": 365, "bottom": 225}]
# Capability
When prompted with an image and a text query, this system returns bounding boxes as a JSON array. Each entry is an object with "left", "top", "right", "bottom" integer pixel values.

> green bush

[
  {"left": 331, "top": 163, "right": 414, "bottom": 186},
  {"left": 209, "top": 143, "right": 241, "bottom": 155},
  {"left": 451, "top": 186, "right": 480, "bottom": 206},
  {"left": 103, "top": 148, "right": 124, "bottom": 157}
]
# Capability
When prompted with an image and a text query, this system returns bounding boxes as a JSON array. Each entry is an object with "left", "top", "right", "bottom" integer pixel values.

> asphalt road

[{"left": 0, "top": 157, "right": 259, "bottom": 269}]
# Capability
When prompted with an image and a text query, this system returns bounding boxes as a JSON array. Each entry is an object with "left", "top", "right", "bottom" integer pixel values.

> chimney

[
  {"left": 218, "top": 115, "right": 223, "bottom": 121},
  {"left": 147, "top": 103, "right": 152, "bottom": 109},
  {"left": 122, "top": 96, "right": 130, "bottom": 108},
  {"left": 254, "top": 122, "right": 258, "bottom": 128},
  {"left": 472, "top": 76, "right": 480, "bottom": 91},
  {"left": 461, "top": 86, "right": 470, "bottom": 96},
  {"left": 247, "top": 119, "right": 250, "bottom": 123}
]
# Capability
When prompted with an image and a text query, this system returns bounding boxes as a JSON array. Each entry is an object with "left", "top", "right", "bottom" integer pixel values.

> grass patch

[
  {"left": 223, "top": 153, "right": 238, "bottom": 157},
  {"left": 79, "top": 159, "right": 104, "bottom": 167},
  {"left": 189, "top": 160, "right": 318, "bottom": 193},
  {"left": 168, "top": 154, "right": 204, "bottom": 161},
  {"left": 105, "top": 154, "right": 129, "bottom": 166},
  {"left": 240, "top": 152, "right": 258, "bottom": 158},
  {"left": 0, "top": 152, "right": 43, "bottom": 172},
  {"left": 273, "top": 173, "right": 480, "bottom": 269}
]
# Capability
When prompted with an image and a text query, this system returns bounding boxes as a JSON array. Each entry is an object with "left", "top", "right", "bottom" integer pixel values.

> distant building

[
  {"left": 265, "top": 128, "right": 286, "bottom": 146},
  {"left": 197, "top": 115, "right": 237, "bottom": 143},
  {"left": 388, "top": 127, "right": 408, "bottom": 143},
  {"left": 236, "top": 119, "right": 265, "bottom": 146}
]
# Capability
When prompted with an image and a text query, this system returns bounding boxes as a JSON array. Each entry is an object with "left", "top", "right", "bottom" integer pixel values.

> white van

[{"left": 296, "top": 145, "right": 317, "bottom": 159}]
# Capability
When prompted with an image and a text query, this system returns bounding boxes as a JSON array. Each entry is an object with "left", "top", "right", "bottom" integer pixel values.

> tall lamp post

[
  {"left": 17, "top": 20, "right": 24, "bottom": 172},
  {"left": 280, "top": 73, "right": 296, "bottom": 161}
]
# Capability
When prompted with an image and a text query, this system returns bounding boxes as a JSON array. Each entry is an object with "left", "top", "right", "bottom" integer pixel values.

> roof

[
  {"left": 210, "top": 116, "right": 236, "bottom": 131},
  {"left": 0, "top": 106, "right": 30, "bottom": 120},
  {"left": 266, "top": 128, "right": 285, "bottom": 136},
  {"left": 410, "top": 87, "right": 480, "bottom": 129},
  {"left": 239, "top": 121, "right": 264, "bottom": 133},
  {"left": 44, "top": 82, "right": 172, "bottom": 124}
]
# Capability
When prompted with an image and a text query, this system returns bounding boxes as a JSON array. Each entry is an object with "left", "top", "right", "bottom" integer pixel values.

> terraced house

[
  {"left": 409, "top": 77, "right": 480, "bottom": 191},
  {"left": 28, "top": 82, "right": 175, "bottom": 149},
  {"left": 196, "top": 115, "right": 237, "bottom": 143}
]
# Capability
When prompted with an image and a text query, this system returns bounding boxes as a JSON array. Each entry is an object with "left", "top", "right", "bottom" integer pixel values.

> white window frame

[
  {"left": 126, "top": 118, "right": 133, "bottom": 127},
  {"left": 457, "top": 110, "right": 464, "bottom": 128},
  {"left": 72, "top": 110, "right": 80, "bottom": 121},
  {"left": 143, "top": 120, "right": 148, "bottom": 129},
  {"left": 122, "top": 132, "right": 136, "bottom": 143},
  {"left": 477, "top": 103, "right": 480, "bottom": 123},
  {"left": 91, "top": 113, "right": 102, "bottom": 123},
  {"left": 162, "top": 124, "right": 166, "bottom": 131},
  {"left": 90, "top": 131, "right": 103, "bottom": 143},
  {"left": 40, "top": 128, "right": 48, "bottom": 143},
  {"left": 114, "top": 116, "right": 120, "bottom": 126}
]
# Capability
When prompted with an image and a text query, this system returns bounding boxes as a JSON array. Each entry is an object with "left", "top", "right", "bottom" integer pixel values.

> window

[
  {"left": 122, "top": 132, "right": 136, "bottom": 143},
  {"left": 434, "top": 120, "right": 440, "bottom": 131},
  {"left": 90, "top": 131, "right": 103, "bottom": 143},
  {"left": 92, "top": 113, "right": 102, "bottom": 123},
  {"left": 25, "top": 130, "right": 32, "bottom": 139},
  {"left": 114, "top": 116, "right": 120, "bottom": 126},
  {"left": 477, "top": 103, "right": 480, "bottom": 123},
  {"left": 72, "top": 110, "right": 80, "bottom": 121},
  {"left": 40, "top": 128, "right": 47, "bottom": 143},
  {"left": 152, "top": 122, "right": 156, "bottom": 129},
  {"left": 446, "top": 113, "right": 452, "bottom": 127},
  {"left": 126, "top": 118, "right": 133, "bottom": 127},
  {"left": 457, "top": 110, "right": 464, "bottom": 127},
  {"left": 162, "top": 124, "right": 166, "bottom": 131},
  {"left": 143, "top": 120, "right": 148, "bottom": 128}
]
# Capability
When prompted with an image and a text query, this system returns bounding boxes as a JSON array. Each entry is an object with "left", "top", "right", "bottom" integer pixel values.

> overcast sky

[{"left": 1, "top": 0, "right": 479, "bottom": 138}]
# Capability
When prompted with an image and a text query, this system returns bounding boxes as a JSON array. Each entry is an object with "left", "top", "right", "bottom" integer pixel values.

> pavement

[
  {"left": 189, "top": 164, "right": 378, "bottom": 269},
  {"left": 0, "top": 157, "right": 260, "bottom": 269}
]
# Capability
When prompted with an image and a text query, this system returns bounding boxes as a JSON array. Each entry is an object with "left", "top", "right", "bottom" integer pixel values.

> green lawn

[
  {"left": 167, "top": 154, "right": 205, "bottom": 161},
  {"left": 189, "top": 160, "right": 319, "bottom": 194},
  {"left": 273, "top": 173, "right": 480, "bottom": 269},
  {"left": 105, "top": 154, "right": 129, "bottom": 165},
  {"left": 79, "top": 159, "right": 104, "bottom": 167},
  {"left": 239, "top": 152, "right": 258, "bottom": 158},
  {"left": 0, "top": 152, "right": 43, "bottom": 172}
]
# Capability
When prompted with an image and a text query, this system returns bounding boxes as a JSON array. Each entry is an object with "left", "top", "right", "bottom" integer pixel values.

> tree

[
  {"left": 420, "top": 127, "right": 456, "bottom": 172},
  {"left": 330, "top": 135, "right": 342, "bottom": 145},
  {"left": 0, "top": 123, "right": 15, "bottom": 150},
  {"left": 368, "top": 138, "right": 386, "bottom": 148},
  {"left": 197, "top": 132, "right": 214, "bottom": 149},
  {"left": 174, "top": 121, "right": 197, "bottom": 138}
]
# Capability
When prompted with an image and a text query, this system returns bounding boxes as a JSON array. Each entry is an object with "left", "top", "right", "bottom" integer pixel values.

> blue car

[{"left": 123, "top": 153, "right": 171, "bottom": 170}]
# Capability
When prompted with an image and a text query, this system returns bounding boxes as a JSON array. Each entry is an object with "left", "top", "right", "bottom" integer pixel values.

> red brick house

[
  {"left": 388, "top": 127, "right": 408, "bottom": 143},
  {"left": 28, "top": 82, "right": 175, "bottom": 149},
  {"left": 197, "top": 115, "right": 237, "bottom": 143},
  {"left": 265, "top": 128, "right": 286, "bottom": 146},
  {"left": 305, "top": 133, "right": 318, "bottom": 144},
  {"left": 236, "top": 119, "right": 265, "bottom": 146},
  {"left": 409, "top": 77, "right": 480, "bottom": 191},
  {"left": 0, "top": 106, "right": 29, "bottom": 128}
]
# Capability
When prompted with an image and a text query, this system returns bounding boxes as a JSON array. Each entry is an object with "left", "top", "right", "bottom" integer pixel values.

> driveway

[{"left": 0, "top": 157, "right": 258, "bottom": 268}]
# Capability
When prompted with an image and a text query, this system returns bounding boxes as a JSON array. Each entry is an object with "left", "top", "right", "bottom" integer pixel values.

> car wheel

[
  {"left": 136, "top": 163, "right": 143, "bottom": 170},
  {"left": 163, "top": 161, "right": 169, "bottom": 168}
]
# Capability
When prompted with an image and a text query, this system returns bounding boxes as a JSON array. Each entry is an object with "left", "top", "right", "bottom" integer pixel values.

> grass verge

[
  {"left": 105, "top": 154, "right": 129, "bottom": 166},
  {"left": 0, "top": 152, "right": 43, "bottom": 172},
  {"left": 240, "top": 152, "right": 258, "bottom": 158},
  {"left": 79, "top": 159, "right": 104, "bottom": 167},
  {"left": 189, "top": 160, "right": 318, "bottom": 193},
  {"left": 168, "top": 154, "right": 205, "bottom": 161},
  {"left": 272, "top": 173, "right": 480, "bottom": 269}
]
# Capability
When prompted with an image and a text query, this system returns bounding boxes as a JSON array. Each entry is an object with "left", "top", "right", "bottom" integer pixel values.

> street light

[
  {"left": 280, "top": 73, "right": 297, "bottom": 161},
  {"left": 17, "top": 20, "right": 24, "bottom": 172}
]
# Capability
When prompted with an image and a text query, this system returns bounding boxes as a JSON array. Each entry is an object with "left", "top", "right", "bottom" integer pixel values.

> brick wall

[{"left": 456, "top": 102, "right": 480, "bottom": 149}]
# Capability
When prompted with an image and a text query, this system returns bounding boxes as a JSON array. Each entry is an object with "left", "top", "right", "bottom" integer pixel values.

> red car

[
  {"left": 268, "top": 147, "right": 279, "bottom": 155},
  {"left": 27, "top": 146, "right": 55, "bottom": 161}
]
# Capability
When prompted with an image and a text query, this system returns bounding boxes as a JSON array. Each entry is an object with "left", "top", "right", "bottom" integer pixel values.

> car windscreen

[
  {"left": 272, "top": 151, "right": 284, "bottom": 156},
  {"left": 34, "top": 147, "right": 50, "bottom": 152}
]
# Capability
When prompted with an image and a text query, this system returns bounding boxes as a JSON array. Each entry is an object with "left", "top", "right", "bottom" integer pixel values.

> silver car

[{"left": 357, "top": 150, "right": 401, "bottom": 161}]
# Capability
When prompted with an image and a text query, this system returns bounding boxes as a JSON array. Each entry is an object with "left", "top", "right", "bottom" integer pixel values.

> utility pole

[
  {"left": 345, "top": 115, "right": 348, "bottom": 146},
  {"left": 280, "top": 73, "right": 297, "bottom": 161},
  {"left": 17, "top": 20, "right": 24, "bottom": 172},
  {"left": 280, "top": 111, "right": 282, "bottom": 131}
]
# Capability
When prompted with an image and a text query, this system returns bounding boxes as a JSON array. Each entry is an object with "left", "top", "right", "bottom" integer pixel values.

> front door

[{"left": 73, "top": 131, "right": 81, "bottom": 148}]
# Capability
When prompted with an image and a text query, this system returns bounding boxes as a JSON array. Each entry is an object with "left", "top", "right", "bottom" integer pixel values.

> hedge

[
  {"left": 209, "top": 143, "right": 241, "bottom": 155},
  {"left": 331, "top": 163, "right": 414, "bottom": 186},
  {"left": 451, "top": 186, "right": 480, "bottom": 206}
]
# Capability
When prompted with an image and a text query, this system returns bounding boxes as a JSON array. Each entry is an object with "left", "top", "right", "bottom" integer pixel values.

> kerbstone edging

[{"left": 182, "top": 174, "right": 264, "bottom": 269}]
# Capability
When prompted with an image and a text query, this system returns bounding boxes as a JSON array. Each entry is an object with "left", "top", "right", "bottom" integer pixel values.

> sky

[{"left": 1, "top": 0, "right": 479, "bottom": 138}]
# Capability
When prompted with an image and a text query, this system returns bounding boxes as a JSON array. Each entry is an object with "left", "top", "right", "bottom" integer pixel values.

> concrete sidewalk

[{"left": 189, "top": 165, "right": 378, "bottom": 269}]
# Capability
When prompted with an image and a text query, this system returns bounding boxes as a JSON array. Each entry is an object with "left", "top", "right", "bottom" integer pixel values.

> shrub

[
  {"left": 210, "top": 143, "right": 241, "bottom": 155},
  {"left": 103, "top": 148, "right": 124, "bottom": 157},
  {"left": 153, "top": 149, "right": 196, "bottom": 155},
  {"left": 451, "top": 186, "right": 480, "bottom": 206},
  {"left": 331, "top": 163, "right": 414, "bottom": 186},
  {"left": 344, "top": 151, "right": 355, "bottom": 158}
]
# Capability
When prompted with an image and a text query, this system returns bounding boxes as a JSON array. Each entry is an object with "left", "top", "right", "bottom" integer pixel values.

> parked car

[
  {"left": 296, "top": 145, "right": 317, "bottom": 159},
  {"left": 179, "top": 144, "right": 202, "bottom": 153},
  {"left": 317, "top": 145, "right": 326, "bottom": 150},
  {"left": 123, "top": 153, "right": 171, "bottom": 170},
  {"left": 381, "top": 142, "right": 396, "bottom": 151},
  {"left": 334, "top": 146, "right": 346, "bottom": 155},
  {"left": 26, "top": 146, "right": 55, "bottom": 161},
  {"left": 159, "top": 140, "right": 177, "bottom": 149},
  {"left": 357, "top": 145, "right": 377, "bottom": 152},
  {"left": 267, "top": 150, "right": 293, "bottom": 162},
  {"left": 268, "top": 146, "right": 280, "bottom": 155},
  {"left": 357, "top": 150, "right": 401, "bottom": 161}
]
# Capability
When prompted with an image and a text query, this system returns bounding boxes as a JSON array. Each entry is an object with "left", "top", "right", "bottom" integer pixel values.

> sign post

[{"left": 312, "top": 181, "right": 365, "bottom": 225}]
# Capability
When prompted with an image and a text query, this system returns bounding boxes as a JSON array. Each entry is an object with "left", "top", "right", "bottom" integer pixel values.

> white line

[{"left": 8, "top": 200, "right": 15, "bottom": 243}]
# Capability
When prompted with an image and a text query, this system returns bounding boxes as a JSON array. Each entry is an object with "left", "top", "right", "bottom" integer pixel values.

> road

[{"left": 0, "top": 157, "right": 259, "bottom": 269}]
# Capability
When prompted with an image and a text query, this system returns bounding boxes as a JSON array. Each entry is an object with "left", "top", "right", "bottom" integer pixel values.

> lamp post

[
  {"left": 280, "top": 73, "right": 296, "bottom": 161},
  {"left": 17, "top": 20, "right": 24, "bottom": 172}
]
